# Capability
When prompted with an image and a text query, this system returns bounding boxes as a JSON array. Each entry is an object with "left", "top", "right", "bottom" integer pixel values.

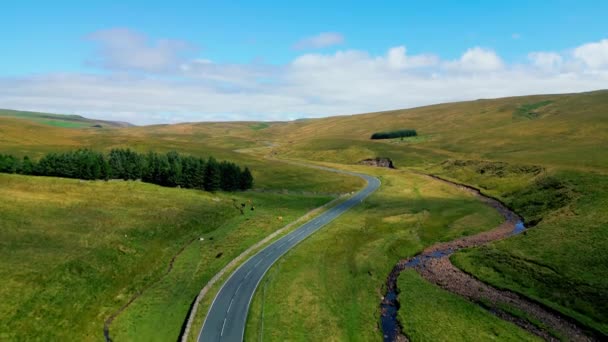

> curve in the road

[{"left": 198, "top": 168, "right": 380, "bottom": 342}]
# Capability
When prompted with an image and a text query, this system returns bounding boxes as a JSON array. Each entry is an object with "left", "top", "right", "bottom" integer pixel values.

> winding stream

[{"left": 379, "top": 174, "right": 594, "bottom": 342}]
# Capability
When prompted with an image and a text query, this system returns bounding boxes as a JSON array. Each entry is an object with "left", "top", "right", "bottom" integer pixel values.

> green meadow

[
  {"left": 397, "top": 270, "right": 538, "bottom": 341},
  {"left": 1, "top": 90, "right": 607, "bottom": 340},
  {"left": 0, "top": 174, "right": 331, "bottom": 340},
  {"left": 245, "top": 167, "right": 503, "bottom": 341}
]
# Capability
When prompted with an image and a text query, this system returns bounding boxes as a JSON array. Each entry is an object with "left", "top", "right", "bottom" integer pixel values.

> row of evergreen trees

[
  {"left": 0, "top": 149, "right": 253, "bottom": 192},
  {"left": 370, "top": 129, "right": 417, "bottom": 140}
]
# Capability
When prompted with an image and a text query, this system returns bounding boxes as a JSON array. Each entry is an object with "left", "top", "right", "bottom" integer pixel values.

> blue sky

[{"left": 1, "top": 1, "right": 607, "bottom": 124}]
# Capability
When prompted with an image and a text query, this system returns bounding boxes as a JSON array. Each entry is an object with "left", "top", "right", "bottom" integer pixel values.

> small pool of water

[{"left": 512, "top": 220, "right": 526, "bottom": 235}]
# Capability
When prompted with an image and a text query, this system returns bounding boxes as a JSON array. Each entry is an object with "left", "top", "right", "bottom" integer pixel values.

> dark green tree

[
  {"left": 204, "top": 156, "right": 221, "bottom": 191},
  {"left": 239, "top": 167, "right": 254, "bottom": 190},
  {"left": 20, "top": 156, "right": 34, "bottom": 175}
]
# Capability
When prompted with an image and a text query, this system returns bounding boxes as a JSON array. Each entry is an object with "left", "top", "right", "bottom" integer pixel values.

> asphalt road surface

[{"left": 198, "top": 169, "right": 380, "bottom": 341}]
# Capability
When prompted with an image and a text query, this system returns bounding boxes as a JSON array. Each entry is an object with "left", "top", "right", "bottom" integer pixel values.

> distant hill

[{"left": 0, "top": 109, "right": 134, "bottom": 128}]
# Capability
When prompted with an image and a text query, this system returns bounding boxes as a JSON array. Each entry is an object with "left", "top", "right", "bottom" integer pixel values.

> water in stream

[{"left": 380, "top": 221, "right": 526, "bottom": 341}]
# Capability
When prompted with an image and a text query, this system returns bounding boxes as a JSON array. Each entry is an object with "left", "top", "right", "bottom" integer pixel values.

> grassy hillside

[
  {"left": 397, "top": 270, "right": 538, "bottom": 341},
  {"left": 0, "top": 174, "right": 331, "bottom": 340},
  {"left": 1, "top": 90, "right": 606, "bottom": 340},
  {"left": 269, "top": 90, "right": 608, "bottom": 171},
  {"left": 0, "top": 109, "right": 133, "bottom": 128},
  {"left": 245, "top": 166, "right": 504, "bottom": 341},
  {"left": 0, "top": 116, "right": 364, "bottom": 193},
  {"left": 245, "top": 90, "right": 608, "bottom": 338}
]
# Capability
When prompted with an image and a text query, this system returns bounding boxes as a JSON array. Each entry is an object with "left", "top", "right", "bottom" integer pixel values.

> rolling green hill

[
  {"left": 0, "top": 108, "right": 134, "bottom": 129},
  {"left": 0, "top": 90, "right": 607, "bottom": 340}
]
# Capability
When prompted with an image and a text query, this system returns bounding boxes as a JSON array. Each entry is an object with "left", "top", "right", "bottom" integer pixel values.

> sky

[{"left": 1, "top": 1, "right": 607, "bottom": 125}]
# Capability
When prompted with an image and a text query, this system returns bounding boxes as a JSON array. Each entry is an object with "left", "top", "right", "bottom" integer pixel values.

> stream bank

[{"left": 380, "top": 174, "right": 595, "bottom": 342}]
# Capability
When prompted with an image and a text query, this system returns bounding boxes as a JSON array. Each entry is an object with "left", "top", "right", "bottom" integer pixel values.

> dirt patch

[
  {"left": 380, "top": 174, "right": 597, "bottom": 342},
  {"left": 417, "top": 257, "right": 590, "bottom": 341}
]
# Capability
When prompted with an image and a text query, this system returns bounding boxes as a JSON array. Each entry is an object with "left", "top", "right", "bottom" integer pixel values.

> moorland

[{"left": 0, "top": 90, "right": 606, "bottom": 341}]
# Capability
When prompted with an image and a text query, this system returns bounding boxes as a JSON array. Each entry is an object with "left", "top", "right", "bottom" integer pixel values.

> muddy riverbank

[{"left": 380, "top": 174, "right": 596, "bottom": 342}]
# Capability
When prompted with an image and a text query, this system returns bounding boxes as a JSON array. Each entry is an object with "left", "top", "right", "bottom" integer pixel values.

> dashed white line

[
  {"left": 244, "top": 269, "right": 253, "bottom": 279},
  {"left": 235, "top": 282, "right": 244, "bottom": 295},
  {"left": 227, "top": 298, "right": 235, "bottom": 313},
  {"left": 220, "top": 318, "right": 227, "bottom": 336}
]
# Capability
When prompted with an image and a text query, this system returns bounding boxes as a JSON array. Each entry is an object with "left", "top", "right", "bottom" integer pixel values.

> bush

[{"left": 370, "top": 129, "right": 417, "bottom": 140}]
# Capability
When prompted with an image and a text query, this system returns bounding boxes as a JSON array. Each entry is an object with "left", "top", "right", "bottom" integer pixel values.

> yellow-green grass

[
  {"left": 0, "top": 108, "right": 130, "bottom": 128},
  {"left": 2, "top": 90, "right": 608, "bottom": 339},
  {"left": 450, "top": 170, "right": 608, "bottom": 336},
  {"left": 397, "top": 270, "right": 539, "bottom": 341},
  {"left": 183, "top": 194, "right": 351, "bottom": 342},
  {"left": 268, "top": 90, "right": 608, "bottom": 172},
  {"left": 110, "top": 190, "right": 333, "bottom": 342},
  {"left": 245, "top": 167, "right": 506, "bottom": 341},
  {"left": 0, "top": 117, "right": 364, "bottom": 194},
  {"left": 0, "top": 174, "right": 331, "bottom": 341}
]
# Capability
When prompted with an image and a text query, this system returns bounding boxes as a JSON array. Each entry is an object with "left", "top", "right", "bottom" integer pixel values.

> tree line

[
  {"left": 370, "top": 129, "right": 417, "bottom": 140},
  {"left": 0, "top": 149, "right": 253, "bottom": 192}
]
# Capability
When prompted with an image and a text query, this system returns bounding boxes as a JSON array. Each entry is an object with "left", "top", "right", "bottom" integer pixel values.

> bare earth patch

[{"left": 381, "top": 174, "right": 597, "bottom": 342}]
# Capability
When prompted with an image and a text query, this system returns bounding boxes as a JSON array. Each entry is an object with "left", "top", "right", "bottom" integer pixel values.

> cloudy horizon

[{"left": 2, "top": 2, "right": 607, "bottom": 125}]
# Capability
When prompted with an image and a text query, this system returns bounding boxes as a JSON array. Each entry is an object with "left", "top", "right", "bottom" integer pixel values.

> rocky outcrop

[{"left": 359, "top": 157, "right": 395, "bottom": 169}]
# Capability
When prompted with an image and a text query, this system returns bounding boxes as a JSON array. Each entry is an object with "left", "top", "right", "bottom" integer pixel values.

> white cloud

[
  {"left": 383, "top": 46, "right": 439, "bottom": 70},
  {"left": 87, "top": 28, "right": 196, "bottom": 72},
  {"left": 573, "top": 39, "right": 608, "bottom": 69},
  {"left": 444, "top": 47, "right": 504, "bottom": 72},
  {"left": 293, "top": 32, "right": 344, "bottom": 50},
  {"left": 528, "top": 52, "right": 563, "bottom": 71},
  {"left": 1, "top": 35, "right": 607, "bottom": 125}
]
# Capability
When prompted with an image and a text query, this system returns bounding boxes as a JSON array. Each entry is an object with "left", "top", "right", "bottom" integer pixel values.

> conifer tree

[
  {"left": 240, "top": 167, "right": 253, "bottom": 190},
  {"left": 204, "top": 156, "right": 221, "bottom": 191}
]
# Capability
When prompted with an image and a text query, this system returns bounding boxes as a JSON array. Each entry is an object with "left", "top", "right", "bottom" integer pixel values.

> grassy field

[
  {"left": 1, "top": 90, "right": 607, "bottom": 340},
  {"left": 0, "top": 108, "right": 131, "bottom": 128},
  {"left": 0, "top": 116, "right": 364, "bottom": 193},
  {"left": 397, "top": 270, "right": 538, "bottom": 341},
  {"left": 245, "top": 166, "right": 505, "bottom": 341},
  {"left": 269, "top": 90, "right": 608, "bottom": 171},
  {"left": 450, "top": 170, "right": 608, "bottom": 335},
  {"left": 0, "top": 174, "right": 331, "bottom": 341},
  {"left": 252, "top": 90, "right": 608, "bottom": 338}
]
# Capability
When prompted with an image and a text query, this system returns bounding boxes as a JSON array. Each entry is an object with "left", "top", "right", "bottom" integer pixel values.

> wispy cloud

[
  {"left": 86, "top": 28, "right": 197, "bottom": 72},
  {"left": 293, "top": 32, "right": 344, "bottom": 50}
]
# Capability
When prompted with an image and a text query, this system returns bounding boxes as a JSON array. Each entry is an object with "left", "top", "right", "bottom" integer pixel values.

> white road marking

[
  {"left": 244, "top": 269, "right": 253, "bottom": 279},
  {"left": 227, "top": 298, "right": 235, "bottom": 313},
  {"left": 220, "top": 318, "right": 227, "bottom": 336},
  {"left": 235, "top": 282, "right": 244, "bottom": 295}
]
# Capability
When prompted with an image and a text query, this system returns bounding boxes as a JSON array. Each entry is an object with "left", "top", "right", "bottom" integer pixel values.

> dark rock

[{"left": 359, "top": 157, "right": 395, "bottom": 169}]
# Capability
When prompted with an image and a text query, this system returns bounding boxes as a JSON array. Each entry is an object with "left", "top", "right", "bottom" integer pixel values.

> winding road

[{"left": 198, "top": 169, "right": 380, "bottom": 342}]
